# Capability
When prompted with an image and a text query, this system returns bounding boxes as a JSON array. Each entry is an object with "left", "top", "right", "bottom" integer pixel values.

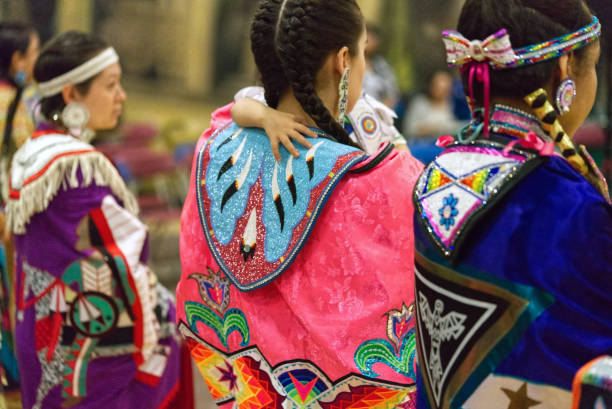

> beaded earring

[
  {"left": 13, "top": 70, "right": 27, "bottom": 87},
  {"left": 555, "top": 78, "right": 576, "bottom": 115},
  {"left": 337, "top": 67, "right": 350, "bottom": 124}
]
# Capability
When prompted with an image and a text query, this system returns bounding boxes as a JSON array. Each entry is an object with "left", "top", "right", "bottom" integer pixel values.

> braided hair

[
  {"left": 251, "top": 0, "right": 363, "bottom": 145},
  {"left": 250, "top": 0, "right": 288, "bottom": 109}
]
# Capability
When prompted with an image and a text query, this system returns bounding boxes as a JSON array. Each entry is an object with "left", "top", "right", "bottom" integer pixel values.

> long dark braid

[
  {"left": 252, "top": 0, "right": 363, "bottom": 146},
  {"left": 250, "top": 0, "right": 288, "bottom": 108}
]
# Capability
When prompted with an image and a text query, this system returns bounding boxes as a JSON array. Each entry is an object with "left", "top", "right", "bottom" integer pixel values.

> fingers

[
  {"left": 292, "top": 115, "right": 308, "bottom": 125},
  {"left": 296, "top": 124, "right": 318, "bottom": 140},
  {"left": 279, "top": 135, "right": 300, "bottom": 158},
  {"left": 289, "top": 130, "right": 312, "bottom": 150},
  {"left": 270, "top": 138, "right": 282, "bottom": 162}
]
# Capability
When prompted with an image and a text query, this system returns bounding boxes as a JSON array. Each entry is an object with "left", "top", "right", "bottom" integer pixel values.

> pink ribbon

[
  {"left": 502, "top": 131, "right": 554, "bottom": 156},
  {"left": 436, "top": 135, "right": 455, "bottom": 148},
  {"left": 463, "top": 62, "right": 491, "bottom": 138}
]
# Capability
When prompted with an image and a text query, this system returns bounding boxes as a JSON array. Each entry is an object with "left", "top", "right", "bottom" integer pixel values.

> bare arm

[{"left": 231, "top": 98, "right": 318, "bottom": 161}]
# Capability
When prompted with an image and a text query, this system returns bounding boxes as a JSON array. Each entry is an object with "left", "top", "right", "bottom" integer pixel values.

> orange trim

[
  {"left": 571, "top": 356, "right": 603, "bottom": 409},
  {"left": 10, "top": 148, "right": 96, "bottom": 199},
  {"left": 21, "top": 149, "right": 93, "bottom": 188},
  {"left": 89, "top": 207, "right": 145, "bottom": 365}
]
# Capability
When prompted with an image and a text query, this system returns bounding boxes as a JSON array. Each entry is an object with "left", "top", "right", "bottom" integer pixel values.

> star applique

[
  {"left": 216, "top": 361, "right": 238, "bottom": 391},
  {"left": 501, "top": 383, "right": 541, "bottom": 409}
]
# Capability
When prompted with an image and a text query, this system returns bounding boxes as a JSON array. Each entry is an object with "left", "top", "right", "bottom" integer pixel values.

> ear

[
  {"left": 333, "top": 46, "right": 351, "bottom": 75},
  {"left": 61, "top": 84, "right": 82, "bottom": 105},
  {"left": 557, "top": 54, "right": 571, "bottom": 81}
]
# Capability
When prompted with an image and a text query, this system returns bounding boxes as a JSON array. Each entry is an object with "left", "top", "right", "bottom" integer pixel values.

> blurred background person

[
  {"left": 0, "top": 22, "right": 39, "bottom": 195},
  {"left": 0, "top": 21, "right": 39, "bottom": 408},
  {"left": 362, "top": 23, "right": 401, "bottom": 109},
  {"left": 403, "top": 69, "right": 465, "bottom": 163}
]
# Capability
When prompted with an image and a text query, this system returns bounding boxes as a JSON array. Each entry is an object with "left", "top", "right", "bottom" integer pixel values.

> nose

[{"left": 117, "top": 84, "right": 127, "bottom": 102}]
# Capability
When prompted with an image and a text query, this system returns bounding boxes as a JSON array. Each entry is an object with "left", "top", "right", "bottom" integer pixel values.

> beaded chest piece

[
  {"left": 414, "top": 107, "right": 545, "bottom": 262},
  {"left": 196, "top": 123, "right": 365, "bottom": 291}
]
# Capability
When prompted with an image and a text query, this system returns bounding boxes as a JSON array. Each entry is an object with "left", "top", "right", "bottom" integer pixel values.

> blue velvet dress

[{"left": 412, "top": 107, "right": 612, "bottom": 409}]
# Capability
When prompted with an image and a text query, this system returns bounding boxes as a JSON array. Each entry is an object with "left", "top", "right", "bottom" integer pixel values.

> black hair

[
  {"left": 251, "top": 0, "right": 364, "bottom": 145},
  {"left": 0, "top": 22, "right": 35, "bottom": 84},
  {"left": 34, "top": 31, "right": 108, "bottom": 122},
  {"left": 250, "top": 0, "right": 289, "bottom": 109},
  {"left": 457, "top": 0, "right": 594, "bottom": 104}
]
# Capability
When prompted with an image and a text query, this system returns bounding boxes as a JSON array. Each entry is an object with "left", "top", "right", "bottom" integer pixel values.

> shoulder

[
  {"left": 11, "top": 133, "right": 97, "bottom": 191},
  {"left": 414, "top": 142, "right": 546, "bottom": 260},
  {"left": 511, "top": 155, "right": 612, "bottom": 230},
  {"left": 8, "top": 133, "right": 137, "bottom": 234}
]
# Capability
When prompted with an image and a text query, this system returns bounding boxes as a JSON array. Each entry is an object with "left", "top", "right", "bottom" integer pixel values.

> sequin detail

[
  {"left": 354, "top": 303, "right": 417, "bottom": 381},
  {"left": 415, "top": 143, "right": 538, "bottom": 259},
  {"left": 197, "top": 123, "right": 365, "bottom": 291}
]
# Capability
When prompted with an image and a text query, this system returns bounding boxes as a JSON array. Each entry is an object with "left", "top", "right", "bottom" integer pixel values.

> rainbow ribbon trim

[
  {"left": 510, "top": 15, "right": 601, "bottom": 69},
  {"left": 443, "top": 15, "right": 601, "bottom": 70}
]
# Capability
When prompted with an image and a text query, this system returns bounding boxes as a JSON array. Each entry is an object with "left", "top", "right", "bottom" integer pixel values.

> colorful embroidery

[
  {"left": 572, "top": 357, "right": 612, "bottom": 409},
  {"left": 197, "top": 123, "right": 365, "bottom": 291},
  {"left": 181, "top": 322, "right": 416, "bottom": 408},
  {"left": 414, "top": 143, "right": 539, "bottom": 260},
  {"left": 438, "top": 194, "right": 459, "bottom": 231},
  {"left": 354, "top": 303, "right": 417, "bottom": 381},
  {"left": 21, "top": 206, "right": 174, "bottom": 408},
  {"left": 189, "top": 267, "right": 231, "bottom": 314},
  {"left": 22, "top": 251, "right": 168, "bottom": 408},
  {"left": 184, "top": 301, "right": 249, "bottom": 351}
]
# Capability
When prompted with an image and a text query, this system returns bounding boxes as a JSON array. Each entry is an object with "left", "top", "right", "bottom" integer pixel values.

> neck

[
  {"left": 276, "top": 81, "right": 339, "bottom": 130},
  {"left": 276, "top": 91, "right": 316, "bottom": 127}
]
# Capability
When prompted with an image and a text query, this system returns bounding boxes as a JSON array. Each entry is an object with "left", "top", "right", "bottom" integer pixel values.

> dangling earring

[
  {"left": 61, "top": 102, "right": 91, "bottom": 140},
  {"left": 337, "top": 67, "right": 350, "bottom": 124},
  {"left": 555, "top": 78, "right": 576, "bottom": 115},
  {"left": 13, "top": 70, "right": 27, "bottom": 87}
]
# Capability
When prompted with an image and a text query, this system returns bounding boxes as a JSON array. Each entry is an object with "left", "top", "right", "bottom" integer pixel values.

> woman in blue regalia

[{"left": 412, "top": 0, "right": 612, "bottom": 408}]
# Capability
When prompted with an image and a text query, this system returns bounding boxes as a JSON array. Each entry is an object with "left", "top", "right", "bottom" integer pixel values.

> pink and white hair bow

[{"left": 442, "top": 29, "right": 517, "bottom": 68}]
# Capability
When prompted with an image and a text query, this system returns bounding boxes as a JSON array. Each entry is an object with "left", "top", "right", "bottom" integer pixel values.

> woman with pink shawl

[{"left": 177, "top": 1, "right": 423, "bottom": 407}]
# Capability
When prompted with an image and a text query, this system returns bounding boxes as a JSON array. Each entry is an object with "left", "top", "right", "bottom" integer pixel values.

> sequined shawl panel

[
  {"left": 412, "top": 110, "right": 612, "bottom": 409},
  {"left": 12, "top": 133, "right": 181, "bottom": 409},
  {"left": 177, "top": 104, "right": 424, "bottom": 408}
]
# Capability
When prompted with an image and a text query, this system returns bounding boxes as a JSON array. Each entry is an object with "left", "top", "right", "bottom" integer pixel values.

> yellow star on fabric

[{"left": 501, "top": 382, "right": 541, "bottom": 409}]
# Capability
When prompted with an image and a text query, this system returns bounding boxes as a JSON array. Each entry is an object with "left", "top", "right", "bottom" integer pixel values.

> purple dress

[{"left": 7, "top": 131, "right": 181, "bottom": 409}]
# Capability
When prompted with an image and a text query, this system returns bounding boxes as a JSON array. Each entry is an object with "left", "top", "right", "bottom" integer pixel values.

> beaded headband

[
  {"left": 443, "top": 16, "right": 601, "bottom": 70},
  {"left": 38, "top": 48, "right": 119, "bottom": 97}
]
